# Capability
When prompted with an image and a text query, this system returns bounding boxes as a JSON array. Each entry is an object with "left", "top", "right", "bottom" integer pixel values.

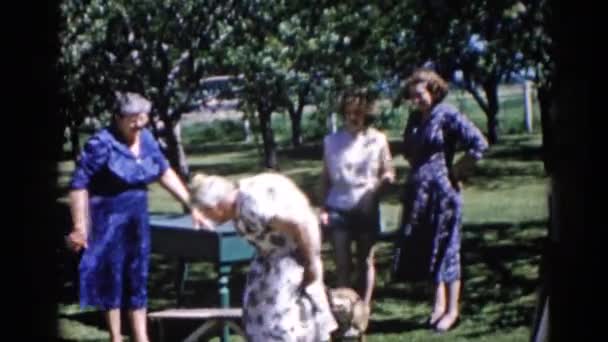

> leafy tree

[
  {"left": 59, "top": 0, "right": 240, "bottom": 179},
  {"left": 389, "top": 0, "right": 541, "bottom": 144}
]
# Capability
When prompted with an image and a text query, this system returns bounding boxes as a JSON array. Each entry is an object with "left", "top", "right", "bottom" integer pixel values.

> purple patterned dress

[{"left": 393, "top": 103, "right": 488, "bottom": 283}]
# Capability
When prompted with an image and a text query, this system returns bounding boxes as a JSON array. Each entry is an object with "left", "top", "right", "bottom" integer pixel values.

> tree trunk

[
  {"left": 154, "top": 97, "right": 190, "bottom": 180},
  {"left": 154, "top": 99, "right": 191, "bottom": 214},
  {"left": 288, "top": 86, "right": 310, "bottom": 147},
  {"left": 537, "top": 84, "right": 554, "bottom": 174},
  {"left": 462, "top": 73, "right": 498, "bottom": 144},
  {"left": 288, "top": 105, "right": 303, "bottom": 147},
  {"left": 243, "top": 116, "right": 253, "bottom": 143},
  {"left": 257, "top": 103, "right": 278, "bottom": 170},
  {"left": 161, "top": 118, "right": 191, "bottom": 214},
  {"left": 523, "top": 81, "right": 534, "bottom": 133},
  {"left": 545, "top": 82, "right": 588, "bottom": 341},
  {"left": 162, "top": 119, "right": 190, "bottom": 181},
  {"left": 482, "top": 81, "right": 500, "bottom": 144},
  {"left": 173, "top": 121, "right": 190, "bottom": 179},
  {"left": 537, "top": 3, "right": 590, "bottom": 339}
]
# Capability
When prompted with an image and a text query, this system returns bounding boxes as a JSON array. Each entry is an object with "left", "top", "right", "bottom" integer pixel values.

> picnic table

[{"left": 148, "top": 213, "right": 255, "bottom": 342}]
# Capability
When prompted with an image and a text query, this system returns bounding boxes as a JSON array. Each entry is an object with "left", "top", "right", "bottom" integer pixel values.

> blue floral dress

[
  {"left": 393, "top": 103, "right": 488, "bottom": 283},
  {"left": 70, "top": 127, "right": 169, "bottom": 309}
]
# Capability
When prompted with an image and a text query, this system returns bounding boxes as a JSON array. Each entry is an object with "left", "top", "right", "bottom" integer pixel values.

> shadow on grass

[
  {"left": 460, "top": 220, "right": 545, "bottom": 334},
  {"left": 474, "top": 162, "right": 545, "bottom": 181},
  {"left": 487, "top": 144, "right": 542, "bottom": 161},
  {"left": 364, "top": 219, "right": 545, "bottom": 335},
  {"left": 279, "top": 143, "right": 323, "bottom": 160},
  {"left": 367, "top": 317, "right": 429, "bottom": 334}
]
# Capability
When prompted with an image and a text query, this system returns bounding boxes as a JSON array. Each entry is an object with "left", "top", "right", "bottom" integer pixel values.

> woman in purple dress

[
  {"left": 65, "top": 92, "right": 208, "bottom": 342},
  {"left": 393, "top": 69, "right": 488, "bottom": 332}
]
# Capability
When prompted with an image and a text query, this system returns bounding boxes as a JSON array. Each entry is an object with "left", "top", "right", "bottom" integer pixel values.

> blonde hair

[{"left": 189, "top": 173, "right": 236, "bottom": 208}]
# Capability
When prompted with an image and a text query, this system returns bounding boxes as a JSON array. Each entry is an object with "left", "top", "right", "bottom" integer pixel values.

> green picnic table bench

[{"left": 148, "top": 213, "right": 255, "bottom": 342}]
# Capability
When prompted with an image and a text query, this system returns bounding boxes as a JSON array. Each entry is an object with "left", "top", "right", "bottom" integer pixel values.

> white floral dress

[{"left": 235, "top": 173, "right": 338, "bottom": 342}]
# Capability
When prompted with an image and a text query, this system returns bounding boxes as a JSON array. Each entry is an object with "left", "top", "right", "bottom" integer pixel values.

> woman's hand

[
  {"left": 382, "top": 171, "right": 396, "bottom": 184},
  {"left": 66, "top": 228, "right": 87, "bottom": 253},
  {"left": 270, "top": 216, "right": 321, "bottom": 289},
  {"left": 68, "top": 189, "right": 89, "bottom": 253},
  {"left": 319, "top": 209, "right": 329, "bottom": 227},
  {"left": 191, "top": 207, "right": 214, "bottom": 231},
  {"left": 451, "top": 163, "right": 468, "bottom": 181},
  {"left": 452, "top": 153, "right": 477, "bottom": 182},
  {"left": 378, "top": 172, "right": 395, "bottom": 193}
]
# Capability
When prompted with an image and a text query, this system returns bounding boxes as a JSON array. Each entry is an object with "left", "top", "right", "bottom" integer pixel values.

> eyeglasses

[{"left": 120, "top": 112, "right": 148, "bottom": 119}]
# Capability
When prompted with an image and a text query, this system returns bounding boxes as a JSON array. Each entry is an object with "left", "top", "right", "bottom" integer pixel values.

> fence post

[
  {"left": 328, "top": 112, "right": 338, "bottom": 134},
  {"left": 524, "top": 80, "right": 534, "bottom": 133},
  {"left": 243, "top": 117, "right": 253, "bottom": 142}
]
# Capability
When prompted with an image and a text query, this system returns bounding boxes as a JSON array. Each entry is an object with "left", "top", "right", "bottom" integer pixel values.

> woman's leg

[
  {"left": 436, "top": 280, "right": 460, "bottom": 331},
  {"left": 128, "top": 308, "right": 150, "bottom": 342},
  {"left": 331, "top": 227, "right": 352, "bottom": 287},
  {"left": 356, "top": 235, "right": 376, "bottom": 305},
  {"left": 104, "top": 309, "right": 122, "bottom": 342},
  {"left": 430, "top": 282, "right": 447, "bottom": 325},
  {"left": 434, "top": 192, "right": 462, "bottom": 330}
]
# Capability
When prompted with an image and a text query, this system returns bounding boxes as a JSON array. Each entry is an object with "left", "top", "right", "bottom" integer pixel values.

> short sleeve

[
  {"left": 442, "top": 106, "right": 489, "bottom": 160},
  {"left": 69, "top": 134, "right": 110, "bottom": 189},
  {"left": 237, "top": 191, "right": 273, "bottom": 235},
  {"left": 142, "top": 129, "right": 170, "bottom": 177},
  {"left": 237, "top": 175, "right": 310, "bottom": 234},
  {"left": 322, "top": 134, "right": 339, "bottom": 184}
]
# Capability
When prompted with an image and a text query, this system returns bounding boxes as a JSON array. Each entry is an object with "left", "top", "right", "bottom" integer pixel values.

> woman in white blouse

[{"left": 319, "top": 88, "right": 395, "bottom": 308}]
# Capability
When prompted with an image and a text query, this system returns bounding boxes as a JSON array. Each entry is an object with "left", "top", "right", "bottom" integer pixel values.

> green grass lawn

[{"left": 56, "top": 124, "right": 548, "bottom": 341}]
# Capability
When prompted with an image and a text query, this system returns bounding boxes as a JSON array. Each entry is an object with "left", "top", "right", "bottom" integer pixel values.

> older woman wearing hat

[
  {"left": 65, "top": 92, "right": 208, "bottom": 342},
  {"left": 319, "top": 88, "right": 395, "bottom": 311}
]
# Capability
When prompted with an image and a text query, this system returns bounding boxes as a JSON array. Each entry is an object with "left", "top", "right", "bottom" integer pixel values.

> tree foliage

[
  {"left": 59, "top": 0, "right": 241, "bottom": 177},
  {"left": 59, "top": 0, "right": 554, "bottom": 168}
]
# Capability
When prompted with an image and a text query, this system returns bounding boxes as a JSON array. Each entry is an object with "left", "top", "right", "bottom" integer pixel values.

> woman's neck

[
  {"left": 115, "top": 126, "right": 141, "bottom": 156},
  {"left": 125, "top": 133, "right": 139, "bottom": 146},
  {"left": 111, "top": 123, "right": 140, "bottom": 145},
  {"left": 419, "top": 107, "right": 433, "bottom": 122},
  {"left": 118, "top": 127, "right": 140, "bottom": 147},
  {"left": 346, "top": 125, "right": 366, "bottom": 136}
]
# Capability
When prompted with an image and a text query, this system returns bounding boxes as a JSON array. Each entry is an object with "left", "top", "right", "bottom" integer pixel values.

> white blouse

[{"left": 323, "top": 127, "right": 392, "bottom": 211}]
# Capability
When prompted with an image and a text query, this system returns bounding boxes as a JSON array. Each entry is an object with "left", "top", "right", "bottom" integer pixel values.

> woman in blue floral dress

[
  {"left": 393, "top": 69, "right": 488, "bottom": 332},
  {"left": 65, "top": 92, "right": 208, "bottom": 342}
]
